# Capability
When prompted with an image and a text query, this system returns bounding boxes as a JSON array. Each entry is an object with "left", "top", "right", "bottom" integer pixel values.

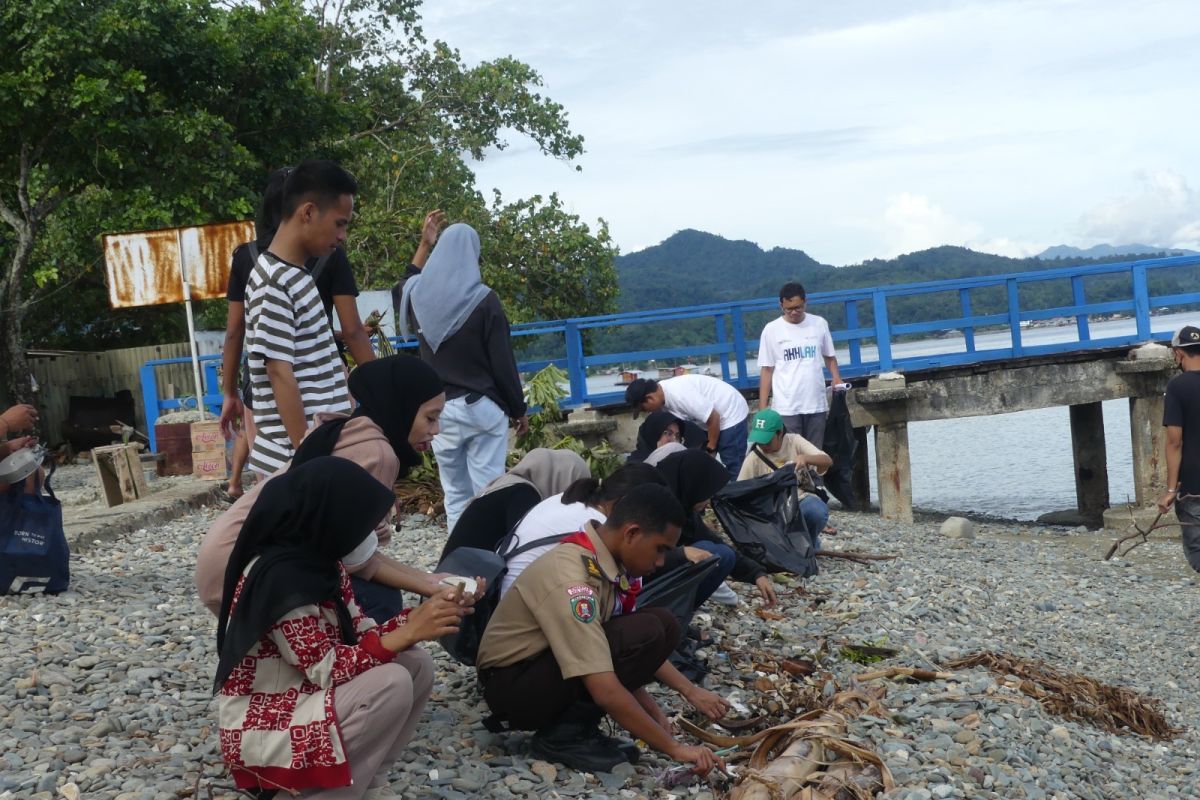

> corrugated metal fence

[{"left": 30, "top": 342, "right": 200, "bottom": 446}]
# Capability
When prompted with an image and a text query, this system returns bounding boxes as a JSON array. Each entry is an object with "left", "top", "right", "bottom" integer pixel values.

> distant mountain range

[
  {"left": 613, "top": 230, "right": 1198, "bottom": 312},
  {"left": 1037, "top": 244, "right": 1198, "bottom": 259}
]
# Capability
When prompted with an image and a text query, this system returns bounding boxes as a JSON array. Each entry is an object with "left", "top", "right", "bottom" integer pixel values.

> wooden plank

[{"left": 92, "top": 444, "right": 147, "bottom": 506}]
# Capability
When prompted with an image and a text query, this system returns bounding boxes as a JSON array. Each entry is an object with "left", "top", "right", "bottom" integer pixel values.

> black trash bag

[
  {"left": 822, "top": 390, "right": 860, "bottom": 510},
  {"left": 432, "top": 546, "right": 507, "bottom": 667},
  {"left": 638, "top": 556, "right": 723, "bottom": 626},
  {"left": 641, "top": 557, "right": 724, "bottom": 684},
  {"left": 711, "top": 467, "right": 818, "bottom": 578}
]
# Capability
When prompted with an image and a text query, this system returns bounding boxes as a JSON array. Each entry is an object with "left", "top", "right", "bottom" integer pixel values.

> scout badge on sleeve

[{"left": 570, "top": 594, "right": 597, "bottom": 623}]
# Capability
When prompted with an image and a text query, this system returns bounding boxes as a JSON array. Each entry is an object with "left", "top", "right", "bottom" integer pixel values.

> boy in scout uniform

[{"left": 477, "top": 484, "right": 729, "bottom": 775}]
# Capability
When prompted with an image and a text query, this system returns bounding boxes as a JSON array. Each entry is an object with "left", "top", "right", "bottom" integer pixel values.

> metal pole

[{"left": 178, "top": 230, "right": 207, "bottom": 420}]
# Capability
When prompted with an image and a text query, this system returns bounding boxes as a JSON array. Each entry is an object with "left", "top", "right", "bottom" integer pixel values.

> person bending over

[
  {"left": 477, "top": 485, "right": 729, "bottom": 775},
  {"left": 654, "top": 449, "right": 777, "bottom": 609},
  {"left": 625, "top": 374, "right": 750, "bottom": 479},
  {"left": 214, "top": 456, "right": 471, "bottom": 799},
  {"left": 499, "top": 462, "right": 666, "bottom": 595},
  {"left": 439, "top": 448, "right": 590, "bottom": 561}
]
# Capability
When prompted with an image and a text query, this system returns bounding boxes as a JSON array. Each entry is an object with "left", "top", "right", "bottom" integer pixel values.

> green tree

[
  {"left": 4, "top": 0, "right": 619, "bottom": 406},
  {"left": 0, "top": 0, "right": 339, "bottom": 402}
]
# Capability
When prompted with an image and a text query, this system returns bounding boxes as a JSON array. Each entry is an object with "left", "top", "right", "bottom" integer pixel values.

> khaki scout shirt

[{"left": 477, "top": 522, "right": 629, "bottom": 679}]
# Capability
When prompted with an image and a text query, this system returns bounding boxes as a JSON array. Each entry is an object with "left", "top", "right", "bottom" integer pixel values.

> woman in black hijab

[
  {"left": 627, "top": 411, "right": 707, "bottom": 463},
  {"left": 651, "top": 450, "right": 777, "bottom": 609},
  {"left": 197, "top": 354, "right": 462, "bottom": 624},
  {"left": 215, "top": 456, "right": 470, "bottom": 797}
]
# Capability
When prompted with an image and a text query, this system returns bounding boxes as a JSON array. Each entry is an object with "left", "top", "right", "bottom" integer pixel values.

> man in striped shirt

[{"left": 244, "top": 160, "right": 354, "bottom": 475}]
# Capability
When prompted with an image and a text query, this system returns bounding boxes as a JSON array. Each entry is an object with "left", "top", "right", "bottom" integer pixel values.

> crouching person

[
  {"left": 476, "top": 484, "right": 728, "bottom": 775},
  {"left": 214, "top": 456, "right": 471, "bottom": 799}
]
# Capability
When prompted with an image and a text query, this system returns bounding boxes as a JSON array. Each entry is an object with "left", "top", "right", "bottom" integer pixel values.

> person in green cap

[{"left": 737, "top": 408, "right": 833, "bottom": 548}]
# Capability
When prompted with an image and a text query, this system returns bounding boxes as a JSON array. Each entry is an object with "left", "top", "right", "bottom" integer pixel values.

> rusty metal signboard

[
  {"left": 102, "top": 220, "right": 254, "bottom": 423},
  {"left": 103, "top": 220, "right": 254, "bottom": 308}
]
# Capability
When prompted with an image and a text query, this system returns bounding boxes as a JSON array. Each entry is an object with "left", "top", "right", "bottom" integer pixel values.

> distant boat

[{"left": 616, "top": 369, "right": 643, "bottom": 386}]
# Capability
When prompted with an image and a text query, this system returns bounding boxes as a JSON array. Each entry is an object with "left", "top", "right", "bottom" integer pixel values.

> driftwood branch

[
  {"left": 817, "top": 550, "right": 898, "bottom": 564},
  {"left": 1104, "top": 508, "right": 1177, "bottom": 560},
  {"left": 855, "top": 666, "right": 957, "bottom": 683}
]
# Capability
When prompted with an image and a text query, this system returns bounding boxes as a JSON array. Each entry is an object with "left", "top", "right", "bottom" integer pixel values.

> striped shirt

[{"left": 245, "top": 251, "right": 351, "bottom": 475}]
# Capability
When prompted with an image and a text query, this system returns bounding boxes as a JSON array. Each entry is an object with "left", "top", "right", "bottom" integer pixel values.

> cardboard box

[
  {"left": 190, "top": 420, "right": 223, "bottom": 452},
  {"left": 192, "top": 448, "right": 228, "bottom": 480}
]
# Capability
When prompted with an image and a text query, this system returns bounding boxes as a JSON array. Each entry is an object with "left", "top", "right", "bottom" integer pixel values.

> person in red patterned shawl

[{"left": 213, "top": 456, "right": 472, "bottom": 799}]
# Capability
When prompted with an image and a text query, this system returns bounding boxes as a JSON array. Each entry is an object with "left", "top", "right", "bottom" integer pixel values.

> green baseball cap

[{"left": 748, "top": 408, "right": 784, "bottom": 444}]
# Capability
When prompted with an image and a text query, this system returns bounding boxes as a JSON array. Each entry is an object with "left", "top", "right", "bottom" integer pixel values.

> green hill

[{"left": 593, "top": 230, "right": 1198, "bottom": 355}]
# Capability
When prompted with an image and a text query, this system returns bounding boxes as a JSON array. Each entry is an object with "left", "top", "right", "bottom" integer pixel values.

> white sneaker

[{"left": 709, "top": 581, "right": 739, "bottom": 607}]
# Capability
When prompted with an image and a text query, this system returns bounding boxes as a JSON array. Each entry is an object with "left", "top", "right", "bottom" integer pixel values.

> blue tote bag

[{"left": 0, "top": 467, "right": 70, "bottom": 595}]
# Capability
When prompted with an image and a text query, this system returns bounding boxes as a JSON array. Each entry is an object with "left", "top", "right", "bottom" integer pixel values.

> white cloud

[
  {"left": 1076, "top": 170, "right": 1200, "bottom": 250},
  {"left": 421, "top": 1, "right": 1200, "bottom": 265},
  {"left": 878, "top": 193, "right": 1046, "bottom": 259},
  {"left": 881, "top": 193, "right": 979, "bottom": 256}
]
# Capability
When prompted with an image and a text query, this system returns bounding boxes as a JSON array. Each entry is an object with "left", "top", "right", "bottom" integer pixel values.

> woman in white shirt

[{"left": 498, "top": 462, "right": 666, "bottom": 595}]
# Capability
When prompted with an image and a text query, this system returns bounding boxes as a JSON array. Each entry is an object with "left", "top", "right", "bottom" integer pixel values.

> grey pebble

[{"left": 0, "top": 471, "right": 1196, "bottom": 800}]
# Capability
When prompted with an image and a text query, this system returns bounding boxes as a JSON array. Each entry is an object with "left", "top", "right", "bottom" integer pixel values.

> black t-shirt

[
  {"left": 226, "top": 239, "right": 359, "bottom": 324},
  {"left": 1163, "top": 370, "right": 1200, "bottom": 494}
]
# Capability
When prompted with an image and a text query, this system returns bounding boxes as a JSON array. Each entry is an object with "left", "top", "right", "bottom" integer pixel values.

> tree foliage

[{"left": 1, "top": 0, "right": 617, "bottom": 404}]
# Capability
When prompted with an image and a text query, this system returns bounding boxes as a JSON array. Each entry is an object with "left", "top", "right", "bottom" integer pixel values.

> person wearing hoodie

[{"left": 196, "top": 355, "right": 470, "bottom": 622}]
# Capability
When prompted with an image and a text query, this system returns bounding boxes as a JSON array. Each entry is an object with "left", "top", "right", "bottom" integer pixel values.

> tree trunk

[{"left": 0, "top": 223, "right": 36, "bottom": 406}]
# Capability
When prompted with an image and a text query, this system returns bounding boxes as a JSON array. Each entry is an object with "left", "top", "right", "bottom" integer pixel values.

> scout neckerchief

[{"left": 561, "top": 531, "right": 641, "bottom": 615}]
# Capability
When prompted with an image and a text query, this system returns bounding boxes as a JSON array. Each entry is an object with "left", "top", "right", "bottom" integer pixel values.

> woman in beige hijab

[{"left": 438, "top": 448, "right": 590, "bottom": 560}]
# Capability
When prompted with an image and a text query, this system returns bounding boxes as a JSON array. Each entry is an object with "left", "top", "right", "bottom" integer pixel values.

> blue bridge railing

[{"left": 139, "top": 253, "right": 1200, "bottom": 450}]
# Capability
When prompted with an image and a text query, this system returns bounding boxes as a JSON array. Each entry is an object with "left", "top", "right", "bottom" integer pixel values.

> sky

[{"left": 421, "top": 0, "right": 1200, "bottom": 265}]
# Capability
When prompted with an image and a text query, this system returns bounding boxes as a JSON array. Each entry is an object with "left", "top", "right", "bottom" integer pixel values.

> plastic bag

[
  {"left": 711, "top": 467, "right": 817, "bottom": 578},
  {"left": 0, "top": 468, "right": 70, "bottom": 595}
]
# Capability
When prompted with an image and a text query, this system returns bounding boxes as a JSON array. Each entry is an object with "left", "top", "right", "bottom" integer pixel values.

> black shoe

[
  {"left": 530, "top": 721, "right": 628, "bottom": 773},
  {"left": 598, "top": 732, "right": 641, "bottom": 764}
]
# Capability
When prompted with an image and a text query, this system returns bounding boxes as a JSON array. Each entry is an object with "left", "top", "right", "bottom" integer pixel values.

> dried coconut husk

[
  {"left": 945, "top": 651, "right": 1183, "bottom": 740},
  {"left": 717, "top": 683, "right": 894, "bottom": 800}
]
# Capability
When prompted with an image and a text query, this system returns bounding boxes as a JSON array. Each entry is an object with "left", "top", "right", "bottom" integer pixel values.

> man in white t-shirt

[
  {"left": 757, "top": 281, "right": 844, "bottom": 450},
  {"left": 625, "top": 374, "right": 749, "bottom": 478}
]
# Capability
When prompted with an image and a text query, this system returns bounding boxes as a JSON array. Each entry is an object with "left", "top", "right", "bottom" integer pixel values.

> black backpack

[
  {"left": 711, "top": 467, "right": 818, "bottom": 578},
  {"left": 433, "top": 532, "right": 572, "bottom": 666}
]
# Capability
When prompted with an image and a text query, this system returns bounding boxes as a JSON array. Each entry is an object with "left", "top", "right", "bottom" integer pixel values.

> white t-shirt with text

[
  {"left": 758, "top": 314, "right": 835, "bottom": 415},
  {"left": 660, "top": 374, "right": 749, "bottom": 430}
]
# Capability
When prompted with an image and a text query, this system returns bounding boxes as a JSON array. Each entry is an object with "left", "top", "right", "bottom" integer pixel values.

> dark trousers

[
  {"left": 716, "top": 419, "right": 749, "bottom": 480},
  {"left": 480, "top": 608, "right": 681, "bottom": 731},
  {"left": 350, "top": 575, "right": 405, "bottom": 624}
]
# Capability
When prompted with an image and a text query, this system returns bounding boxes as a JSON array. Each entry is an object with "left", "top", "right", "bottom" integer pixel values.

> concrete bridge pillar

[
  {"left": 1129, "top": 393, "right": 1167, "bottom": 506},
  {"left": 874, "top": 421, "right": 913, "bottom": 523},
  {"left": 1068, "top": 402, "right": 1109, "bottom": 525}
]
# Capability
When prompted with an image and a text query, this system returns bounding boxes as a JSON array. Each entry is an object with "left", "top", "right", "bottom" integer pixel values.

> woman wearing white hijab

[{"left": 397, "top": 222, "right": 528, "bottom": 532}]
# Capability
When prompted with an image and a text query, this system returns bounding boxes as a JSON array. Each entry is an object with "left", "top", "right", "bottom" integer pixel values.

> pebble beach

[{"left": 2, "top": 466, "right": 1198, "bottom": 800}]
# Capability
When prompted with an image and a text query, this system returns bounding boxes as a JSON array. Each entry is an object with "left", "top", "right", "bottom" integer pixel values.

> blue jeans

[
  {"left": 716, "top": 419, "right": 749, "bottom": 480},
  {"left": 350, "top": 576, "right": 405, "bottom": 624},
  {"left": 799, "top": 494, "right": 829, "bottom": 551},
  {"left": 433, "top": 394, "right": 511, "bottom": 533},
  {"left": 689, "top": 540, "right": 737, "bottom": 605}
]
